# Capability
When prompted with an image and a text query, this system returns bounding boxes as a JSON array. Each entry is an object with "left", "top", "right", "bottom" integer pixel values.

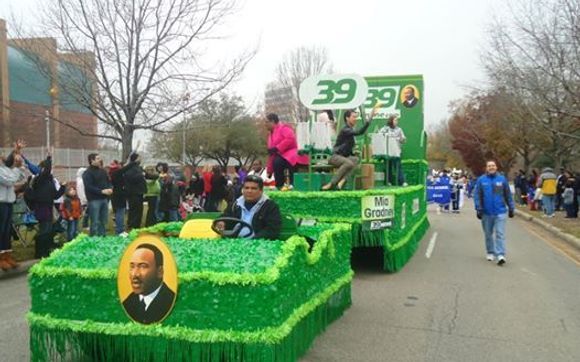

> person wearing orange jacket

[{"left": 60, "top": 186, "right": 83, "bottom": 241}]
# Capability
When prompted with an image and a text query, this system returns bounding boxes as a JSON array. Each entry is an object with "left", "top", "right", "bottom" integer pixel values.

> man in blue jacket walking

[{"left": 474, "top": 160, "right": 515, "bottom": 265}]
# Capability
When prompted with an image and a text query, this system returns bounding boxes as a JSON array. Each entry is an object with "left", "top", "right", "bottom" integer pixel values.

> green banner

[
  {"left": 365, "top": 75, "right": 424, "bottom": 160},
  {"left": 298, "top": 74, "right": 426, "bottom": 162},
  {"left": 332, "top": 75, "right": 425, "bottom": 161}
]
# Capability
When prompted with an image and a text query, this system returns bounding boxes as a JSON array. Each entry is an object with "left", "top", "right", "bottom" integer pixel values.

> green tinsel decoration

[{"left": 28, "top": 222, "right": 354, "bottom": 361}]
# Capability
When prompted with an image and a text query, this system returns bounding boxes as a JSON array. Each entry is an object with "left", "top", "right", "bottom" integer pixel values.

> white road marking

[{"left": 425, "top": 232, "right": 438, "bottom": 258}]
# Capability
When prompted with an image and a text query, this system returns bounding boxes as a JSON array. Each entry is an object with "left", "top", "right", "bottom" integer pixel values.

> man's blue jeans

[
  {"left": 542, "top": 195, "right": 555, "bottom": 216},
  {"left": 481, "top": 213, "right": 507, "bottom": 256},
  {"left": 163, "top": 209, "right": 179, "bottom": 222},
  {"left": 115, "top": 207, "right": 126, "bottom": 235},
  {"left": 88, "top": 199, "right": 109, "bottom": 236}
]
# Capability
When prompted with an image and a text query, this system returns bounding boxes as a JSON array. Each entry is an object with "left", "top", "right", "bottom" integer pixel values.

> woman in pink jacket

[{"left": 265, "top": 113, "right": 308, "bottom": 189}]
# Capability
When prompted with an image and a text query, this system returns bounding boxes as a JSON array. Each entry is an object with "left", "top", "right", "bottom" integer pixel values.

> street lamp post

[
  {"left": 182, "top": 118, "right": 186, "bottom": 164},
  {"left": 45, "top": 109, "right": 50, "bottom": 150},
  {"left": 46, "top": 86, "right": 57, "bottom": 155},
  {"left": 181, "top": 93, "right": 190, "bottom": 165}
]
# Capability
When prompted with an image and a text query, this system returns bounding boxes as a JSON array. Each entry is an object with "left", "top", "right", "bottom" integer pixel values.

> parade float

[
  {"left": 27, "top": 73, "right": 428, "bottom": 361},
  {"left": 269, "top": 186, "right": 428, "bottom": 272},
  {"left": 270, "top": 74, "right": 429, "bottom": 272},
  {"left": 28, "top": 221, "right": 353, "bottom": 361}
]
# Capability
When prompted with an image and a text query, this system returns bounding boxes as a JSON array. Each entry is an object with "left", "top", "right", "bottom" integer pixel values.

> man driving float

[{"left": 216, "top": 174, "right": 281, "bottom": 240}]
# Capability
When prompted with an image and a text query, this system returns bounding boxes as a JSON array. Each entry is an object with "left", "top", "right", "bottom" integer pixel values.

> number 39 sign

[{"left": 299, "top": 74, "right": 369, "bottom": 110}]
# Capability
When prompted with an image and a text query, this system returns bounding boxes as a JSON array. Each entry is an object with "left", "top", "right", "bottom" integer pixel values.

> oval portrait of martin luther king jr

[{"left": 117, "top": 234, "right": 178, "bottom": 324}]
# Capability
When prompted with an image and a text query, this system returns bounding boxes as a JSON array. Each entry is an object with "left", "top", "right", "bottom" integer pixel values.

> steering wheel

[{"left": 211, "top": 217, "right": 254, "bottom": 238}]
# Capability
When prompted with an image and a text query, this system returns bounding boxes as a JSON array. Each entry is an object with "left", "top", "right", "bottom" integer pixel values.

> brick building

[{"left": 0, "top": 19, "right": 97, "bottom": 150}]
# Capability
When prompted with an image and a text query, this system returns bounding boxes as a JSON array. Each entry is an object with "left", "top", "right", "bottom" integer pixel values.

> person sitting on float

[
  {"left": 321, "top": 107, "right": 378, "bottom": 191},
  {"left": 214, "top": 175, "right": 281, "bottom": 240},
  {"left": 265, "top": 113, "right": 306, "bottom": 189}
]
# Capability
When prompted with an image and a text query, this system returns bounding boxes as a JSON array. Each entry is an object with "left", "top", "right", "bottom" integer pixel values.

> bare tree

[
  {"left": 482, "top": 0, "right": 580, "bottom": 142},
  {"left": 501, "top": 96, "right": 543, "bottom": 172},
  {"left": 275, "top": 46, "right": 333, "bottom": 122},
  {"left": 11, "top": 0, "right": 254, "bottom": 159}
]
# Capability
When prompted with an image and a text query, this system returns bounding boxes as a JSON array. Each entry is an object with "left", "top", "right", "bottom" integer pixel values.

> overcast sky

[{"left": 0, "top": 0, "right": 506, "bottom": 131}]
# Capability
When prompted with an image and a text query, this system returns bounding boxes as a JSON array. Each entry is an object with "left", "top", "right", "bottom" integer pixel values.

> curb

[
  {"left": 0, "top": 259, "right": 38, "bottom": 280},
  {"left": 514, "top": 209, "right": 580, "bottom": 251}
]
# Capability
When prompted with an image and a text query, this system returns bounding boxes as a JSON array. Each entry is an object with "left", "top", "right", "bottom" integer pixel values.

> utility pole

[
  {"left": 182, "top": 117, "right": 186, "bottom": 164},
  {"left": 181, "top": 93, "right": 190, "bottom": 164},
  {"left": 45, "top": 109, "right": 50, "bottom": 149}
]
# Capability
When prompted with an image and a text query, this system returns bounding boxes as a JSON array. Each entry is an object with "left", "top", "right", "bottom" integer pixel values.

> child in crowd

[
  {"left": 562, "top": 179, "right": 577, "bottom": 218},
  {"left": 533, "top": 187, "right": 543, "bottom": 213},
  {"left": 60, "top": 186, "right": 82, "bottom": 241},
  {"left": 527, "top": 187, "right": 536, "bottom": 211},
  {"left": 179, "top": 190, "right": 203, "bottom": 220}
]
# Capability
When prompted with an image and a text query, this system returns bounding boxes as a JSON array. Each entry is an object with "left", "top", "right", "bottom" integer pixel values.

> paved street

[
  {"left": 0, "top": 272, "right": 30, "bottom": 361},
  {"left": 303, "top": 202, "right": 580, "bottom": 361},
  {"left": 2, "top": 202, "right": 579, "bottom": 361}
]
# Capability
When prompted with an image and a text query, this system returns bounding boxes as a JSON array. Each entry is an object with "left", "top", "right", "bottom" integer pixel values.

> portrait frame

[
  {"left": 117, "top": 234, "right": 178, "bottom": 324},
  {"left": 400, "top": 84, "right": 421, "bottom": 107}
]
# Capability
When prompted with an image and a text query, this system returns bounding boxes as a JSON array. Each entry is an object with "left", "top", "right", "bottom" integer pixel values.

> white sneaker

[
  {"left": 119, "top": 232, "right": 129, "bottom": 238},
  {"left": 402, "top": 182, "right": 408, "bottom": 187},
  {"left": 497, "top": 255, "right": 506, "bottom": 265},
  {"left": 486, "top": 254, "right": 495, "bottom": 261}
]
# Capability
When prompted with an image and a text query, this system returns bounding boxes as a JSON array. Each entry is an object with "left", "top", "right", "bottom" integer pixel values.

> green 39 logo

[
  {"left": 299, "top": 74, "right": 369, "bottom": 110},
  {"left": 364, "top": 86, "right": 400, "bottom": 109},
  {"left": 312, "top": 79, "right": 357, "bottom": 105}
]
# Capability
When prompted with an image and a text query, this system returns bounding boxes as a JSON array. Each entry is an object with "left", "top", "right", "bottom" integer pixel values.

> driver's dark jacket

[{"left": 221, "top": 197, "right": 281, "bottom": 240}]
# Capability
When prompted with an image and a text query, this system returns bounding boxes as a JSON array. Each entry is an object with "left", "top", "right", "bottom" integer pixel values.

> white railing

[{"left": 1, "top": 147, "right": 122, "bottom": 182}]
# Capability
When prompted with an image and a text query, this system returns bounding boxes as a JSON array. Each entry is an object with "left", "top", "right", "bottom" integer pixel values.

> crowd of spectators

[
  {"left": 0, "top": 137, "right": 290, "bottom": 269},
  {"left": 514, "top": 167, "right": 580, "bottom": 219}
]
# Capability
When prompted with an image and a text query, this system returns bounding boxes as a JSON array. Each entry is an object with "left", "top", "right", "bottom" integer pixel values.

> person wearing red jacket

[
  {"left": 201, "top": 164, "right": 213, "bottom": 210},
  {"left": 265, "top": 113, "right": 308, "bottom": 189},
  {"left": 60, "top": 186, "right": 83, "bottom": 241}
]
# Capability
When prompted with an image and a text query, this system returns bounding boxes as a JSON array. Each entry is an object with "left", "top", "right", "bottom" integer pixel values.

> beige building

[{"left": 264, "top": 82, "right": 295, "bottom": 123}]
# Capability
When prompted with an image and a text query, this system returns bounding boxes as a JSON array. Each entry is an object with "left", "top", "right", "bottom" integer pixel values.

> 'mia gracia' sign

[{"left": 361, "top": 195, "right": 395, "bottom": 230}]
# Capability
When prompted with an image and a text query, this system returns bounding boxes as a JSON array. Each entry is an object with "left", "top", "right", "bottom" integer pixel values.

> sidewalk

[
  {"left": 514, "top": 207, "right": 580, "bottom": 251},
  {"left": 0, "top": 259, "right": 38, "bottom": 280}
]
